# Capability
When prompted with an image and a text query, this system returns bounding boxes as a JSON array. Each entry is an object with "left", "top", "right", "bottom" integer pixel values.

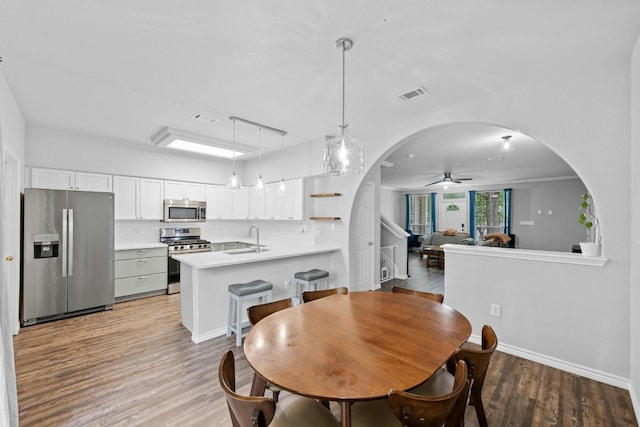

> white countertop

[
  {"left": 172, "top": 244, "right": 341, "bottom": 269},
  {"left": 115, "top": 242, "right": 168, "bottom": 251}
]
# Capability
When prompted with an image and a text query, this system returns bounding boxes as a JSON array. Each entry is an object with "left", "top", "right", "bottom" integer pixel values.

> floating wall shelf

[{"left": 310, "top": 193, "right": 342, "bottom": 198}]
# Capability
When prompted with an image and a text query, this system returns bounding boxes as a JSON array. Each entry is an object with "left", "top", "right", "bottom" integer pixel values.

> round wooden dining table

[{"left": 244, "top": 291, "right": 472, "bottom": 427}]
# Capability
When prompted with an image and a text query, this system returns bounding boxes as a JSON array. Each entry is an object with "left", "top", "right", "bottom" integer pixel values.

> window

[
  {"left": 475, "top": 190, "right": 504, "bottom": 237},
  {"left": 408, "top": 194, "right": 432, "bottom": 235}
]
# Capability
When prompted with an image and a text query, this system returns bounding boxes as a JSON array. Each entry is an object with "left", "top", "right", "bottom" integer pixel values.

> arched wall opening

[{"left": 348, "top": 119, "right": 602, "bottom": 287}]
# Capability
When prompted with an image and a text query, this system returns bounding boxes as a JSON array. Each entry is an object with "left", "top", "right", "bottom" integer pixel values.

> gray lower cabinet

[{"left": 115, "top": 247, "right": 167, "bottom": 301}]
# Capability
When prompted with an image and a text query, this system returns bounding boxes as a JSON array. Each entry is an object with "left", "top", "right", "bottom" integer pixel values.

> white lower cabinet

[{"left": 115, "top": 247, "right": 167, "bottom": 301}]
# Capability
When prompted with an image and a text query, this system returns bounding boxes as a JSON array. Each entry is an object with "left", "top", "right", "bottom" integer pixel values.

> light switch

[
  {"left": 537, "top": 210, "right": 542, "bottom": 215},
  {"left": 548, "top": 210, "right": 553, "bottom": 215}
]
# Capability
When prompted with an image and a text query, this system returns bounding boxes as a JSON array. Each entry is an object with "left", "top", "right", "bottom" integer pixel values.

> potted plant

[{"left": 578, "top": 193, "right": 600, "bottom": 256}]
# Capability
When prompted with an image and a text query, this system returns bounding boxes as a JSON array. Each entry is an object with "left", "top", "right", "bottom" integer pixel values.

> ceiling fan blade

[
  {"left": 457, "top": 177, "right": 473, "bottom": 181},
  {"left": 425, "top": 179, "right": 443, "bottom": 187}
]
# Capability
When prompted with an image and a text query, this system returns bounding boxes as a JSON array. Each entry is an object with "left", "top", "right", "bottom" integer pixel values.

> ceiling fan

[{"left": 425, "top": 172, "right": 473, "bottom": 187}]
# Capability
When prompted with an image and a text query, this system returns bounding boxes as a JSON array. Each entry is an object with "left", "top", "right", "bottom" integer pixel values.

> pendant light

[
  {"left": 324, "top": 37, "right": 364, "bottom": 175},
  {"left": 278, "top": 133, "right": 287, "bottom": 195},
  {"left": 226, "top": 118, "right": 242, "bottom": 190},
  {"left": 254, "top": 126, "right": 265, "bottom": 193}
]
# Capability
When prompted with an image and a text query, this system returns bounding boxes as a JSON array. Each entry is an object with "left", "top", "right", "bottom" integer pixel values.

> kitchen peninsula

[{"left": 173, "top": 243, "right": 341, "bottom": 343}]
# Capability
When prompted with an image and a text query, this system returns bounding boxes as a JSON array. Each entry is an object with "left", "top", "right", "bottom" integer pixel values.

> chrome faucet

[{"left": 249, "top": 224, "right": 260, "bottom": 253}]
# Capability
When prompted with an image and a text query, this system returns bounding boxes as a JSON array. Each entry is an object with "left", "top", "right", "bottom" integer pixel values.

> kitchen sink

[{"left": 222, "top": 247, "right": 271, "bottom": 255}]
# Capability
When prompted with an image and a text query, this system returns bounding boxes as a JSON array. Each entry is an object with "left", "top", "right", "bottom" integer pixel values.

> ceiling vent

[
  {"left": 192, "top": 113, "right": 218, "bottom": 124},
  {"left": 399, "top": 86, "right": 429, "bottom": 101}
]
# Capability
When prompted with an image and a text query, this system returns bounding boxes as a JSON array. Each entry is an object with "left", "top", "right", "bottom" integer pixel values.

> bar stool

[
  {"left": 227, "top": 279, "right": 273, "bottom": 346},
  {"left": 293, "top": 269, "right": 329, "bottom": 303}
]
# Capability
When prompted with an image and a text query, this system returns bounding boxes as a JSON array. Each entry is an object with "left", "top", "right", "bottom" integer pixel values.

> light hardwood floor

[{"left": 13, "top": 254, "right": 637, "bottom": 426}]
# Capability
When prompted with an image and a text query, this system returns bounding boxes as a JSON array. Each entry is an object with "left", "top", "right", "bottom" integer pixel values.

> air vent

[
  {"left": 399, "top": 86, "right": 429, "bottom": 101},
  {"left": 192, "top": 113, "right": 218, "bottom": 124}
]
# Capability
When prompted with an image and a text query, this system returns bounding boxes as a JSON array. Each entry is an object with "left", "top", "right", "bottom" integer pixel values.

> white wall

[
  {"left": 26, "top": 124, "right": 239, "bottom": 185},
  {"left": 343, "top": 64, "right": 632, "bottom": 386},
  {"left": 380, "top": 187, "right": 402, "bottom": 225},
  {"left": 630, "top": 33, "right": 640, "bottom": 415},
  {"left": 445, "top": 247, "right": 627, "bottom": 385}
]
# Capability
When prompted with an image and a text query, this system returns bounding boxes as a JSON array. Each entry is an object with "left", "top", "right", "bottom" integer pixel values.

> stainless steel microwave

[{"left": 162, "top": 199, "right": 206, "bottom": 222}]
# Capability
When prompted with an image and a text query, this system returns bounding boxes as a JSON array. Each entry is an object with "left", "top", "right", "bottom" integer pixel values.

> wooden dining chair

[
  {"left": 246, "top": 298, "right": 294, "bottom": 400},
  {"left": 301, "top": 286, "right": 348, "bottom": 303},
  {"left": 247, "top": 297, "right": 293, "bottom": 326},
  {"left": 412, "top": 325, "right": 498, "bottom": 427},
  {"left": 391, "top": 286, "right": 444, "bottom": 304},
  {"left": 350, "top": 360, "right": 469, "bottom": 427},
  {"left": 218, "top": 351, "right": 341, "bottom": 427}
]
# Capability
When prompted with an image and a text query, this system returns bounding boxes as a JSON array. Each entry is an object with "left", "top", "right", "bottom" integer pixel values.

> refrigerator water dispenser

[{"left": 33, "top": 234, "right": 59, "bottom": 258}]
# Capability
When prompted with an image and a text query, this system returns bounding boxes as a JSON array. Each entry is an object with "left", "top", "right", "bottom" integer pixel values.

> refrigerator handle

[
  {"left": 62, "top": 208, "right": 68, "bottom": 277},
  {"left": 68, "top": 208, "right": 74, "bottom": 276}
]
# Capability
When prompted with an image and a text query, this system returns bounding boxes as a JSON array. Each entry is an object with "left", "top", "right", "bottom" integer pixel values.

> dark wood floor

[{"left": 13, "top": 254, "right": 637, "bottom": 426}]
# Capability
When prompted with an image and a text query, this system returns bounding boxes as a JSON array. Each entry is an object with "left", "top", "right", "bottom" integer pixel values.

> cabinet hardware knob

[{"left": 5, "top": 256, "right": 14, "bottom": 261}]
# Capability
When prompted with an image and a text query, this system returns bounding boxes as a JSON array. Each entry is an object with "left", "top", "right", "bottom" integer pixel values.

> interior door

[
  {"left": 2, "top": 147, "right": 20, "bottom": 334},
  {"left": 353, "top": 183, "right": 374, "bottom": 291}
]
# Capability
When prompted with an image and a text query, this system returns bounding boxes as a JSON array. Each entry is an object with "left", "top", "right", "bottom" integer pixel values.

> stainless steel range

[{"left": 160, "top": 227, "right": 211, "bottom": 294}]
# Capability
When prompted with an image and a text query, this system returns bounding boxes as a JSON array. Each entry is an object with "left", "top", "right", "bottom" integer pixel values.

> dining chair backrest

[
  {"left": 391, "top": 286, "right": 444, "bottom": 304},
  {"left": 447, "top": 324, "right": 498, "bottom": 427},
  {"left": 387, "top": 360, "right": 469, "bottom": 427},
  {"left": 247, "top": 298, "right": 293, "bottom": 326},
  {"left": 218, "top": 350, "right": 276, "bottom": 427},
  {"left": 301, "top": 287, "right": 348, "bottom": 303}
]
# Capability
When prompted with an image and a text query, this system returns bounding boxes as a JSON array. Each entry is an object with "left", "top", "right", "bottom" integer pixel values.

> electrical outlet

[
  {"left": 490, "top": 304, "right": 501, "bottom": 318},
  {"left": 284, "top": 280, "right": 291, "bottom": 288}
]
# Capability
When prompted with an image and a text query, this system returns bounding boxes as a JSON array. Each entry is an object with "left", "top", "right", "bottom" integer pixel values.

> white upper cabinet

[
  {"left": 282, "top": 178, "right": 303, "bottom": 220},
  {"left": 30, "top": 168, "right": 112, "bottom": 192},
  {"left": 249, "top": 187, "right": 266, "bottom": 219},
  {"left": 232, "top": 187, "right": 251, "bottom": 219},
  {"left": 164, "top": 180, "right": 205, "bottom": 201},
  {"left": 113, "top": 176, "right": 163, "bottom": 220},
  {"left": 205, "top": 184, "right": 233, "bottom": 219},
  {"left": 264, "top": 178, "right": 303, "bottom": 220}
]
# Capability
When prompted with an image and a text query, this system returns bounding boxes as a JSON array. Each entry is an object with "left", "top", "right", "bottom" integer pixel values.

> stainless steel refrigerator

[{"left": 22, "top": 188, "right": 115, "bottom": 325}]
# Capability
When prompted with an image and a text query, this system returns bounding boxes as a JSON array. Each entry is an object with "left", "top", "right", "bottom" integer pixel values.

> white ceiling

[{"left": 1, "top": 1, "right": 639, "bottom": 189}]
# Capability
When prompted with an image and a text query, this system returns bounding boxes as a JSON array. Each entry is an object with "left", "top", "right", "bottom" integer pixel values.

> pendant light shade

[
  {"left": 324, "top": 37, "right": 363, "bottom": 176},
  {"left": 227, "top": 118, "right": 242, "bottom": 190}
]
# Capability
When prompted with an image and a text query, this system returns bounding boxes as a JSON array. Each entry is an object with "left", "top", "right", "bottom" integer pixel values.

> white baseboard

[
  {"left": 466, "top": 334, "right": 631, "bottom": 390},
  {"left": 192, "top": 326, "right": 227, "bottom": 344},
  {"left": 395, "top": 274, "right": 409, "bottom": 280},
  {"left": 630, "top": 383, "right": 640, "bottom": 425}
]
